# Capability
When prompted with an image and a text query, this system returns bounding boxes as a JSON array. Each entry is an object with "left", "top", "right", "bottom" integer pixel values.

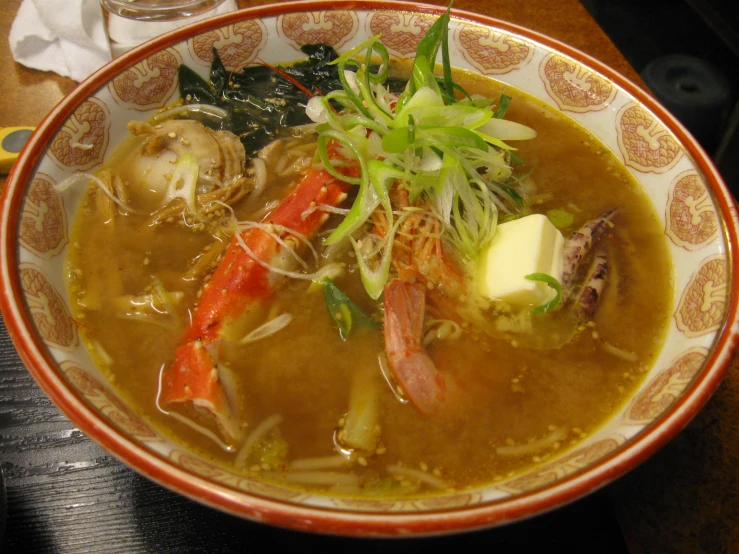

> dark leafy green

[
  {"left": 323, "top": 278, "right": 378, "bottom": 339},
  {"left": 178, "top": 65, "right": 217, "bottom": 105},
  {"left": 178, "top": 45, "right": 405, "bottom": 156}
]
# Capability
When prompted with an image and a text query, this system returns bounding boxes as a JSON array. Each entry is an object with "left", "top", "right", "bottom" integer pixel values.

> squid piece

[
  {"left": 574, "top": 250, "right": 609, "bottom": 320},
  {"left": 561, "top": 208, "right": 617, "bottom": 293}
]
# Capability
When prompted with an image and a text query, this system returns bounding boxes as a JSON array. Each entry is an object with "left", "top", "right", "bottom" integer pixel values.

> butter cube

[{"left": 478, "top": 214, "right": 565, "bottom": 307}]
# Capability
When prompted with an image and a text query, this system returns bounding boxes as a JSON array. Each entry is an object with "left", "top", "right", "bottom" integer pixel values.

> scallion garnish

[
  {"left": 546, "top": 208, "right": 574, "bottom": 229},
  {"left": 323, "top": 278, "right": 378, "bottom": 339},
  {"left": 303, "top": 9, "right": 537, "bottom": 299},
  {"left": 524, "top": 273, "right": 563, "bottom": 314}
]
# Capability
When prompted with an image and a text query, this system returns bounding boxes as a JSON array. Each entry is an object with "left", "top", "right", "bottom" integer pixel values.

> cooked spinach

[{"left": 178, "top": 45, "right": 405, "bottom": 156}]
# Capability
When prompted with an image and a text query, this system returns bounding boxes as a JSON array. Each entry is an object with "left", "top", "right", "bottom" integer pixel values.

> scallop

[{"left": 120, "top": 119, "right": 246, "bottom": 209}]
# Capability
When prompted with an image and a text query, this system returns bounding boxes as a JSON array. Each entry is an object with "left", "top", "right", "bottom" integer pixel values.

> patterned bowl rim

[{"left": 1, "top": 0, "right": 737, "bottom": 537}]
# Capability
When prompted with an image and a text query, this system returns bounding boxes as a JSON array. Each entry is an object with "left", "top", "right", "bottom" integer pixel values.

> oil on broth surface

[{"left": 66, "top": 69, "right": 672, "bottom": 497}]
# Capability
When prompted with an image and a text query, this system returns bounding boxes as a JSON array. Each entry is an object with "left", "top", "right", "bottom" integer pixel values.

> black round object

[
  {"left": 641, "top": 54, "right": 731, "bottom": 149},
  {"left": 1, "top": 129, "right": 33, "bottom": 154}
]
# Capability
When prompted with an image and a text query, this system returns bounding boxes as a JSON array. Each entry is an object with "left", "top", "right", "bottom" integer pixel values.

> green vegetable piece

[
  {"left": 411, "top": 10, "right": 448, "bottom": 93},
  {"left": 524, "top": 273, "right": 563, "bottom": 314},
  {"left": 439, "top": 9, "right": 455, "bottom": 104},
  {"left": 396, "top": 8, "right": 450, "bottom": 110},
  {"left": 546, "top": 208, "right": 575, "bottom": 229},
  {"left": 384, "top": 125, "right": 489, "bottom": 154},
  {"left": 382, "top": 126, "right": 411, "bottom": 153},
  {"left": 323, "top": 278, "right": 378, "bottom": 339},
  {"left": 503, "top": 185, "right": 525, "bottom": 207},
  {"left": 495, "top": 94, "right": 512, "bottom": 118}
]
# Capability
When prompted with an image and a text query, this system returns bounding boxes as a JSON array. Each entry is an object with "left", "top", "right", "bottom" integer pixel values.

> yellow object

[
  {"left": 0, "top": 127, "right": 35, "bottom": 174},
  {"left": 478, "top": 214, "right": 565, "bottom": 307}
]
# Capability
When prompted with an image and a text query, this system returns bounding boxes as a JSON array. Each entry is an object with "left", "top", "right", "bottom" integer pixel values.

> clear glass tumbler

[{"left": 100, "top": 0, "right": 238, "bottom": 57}]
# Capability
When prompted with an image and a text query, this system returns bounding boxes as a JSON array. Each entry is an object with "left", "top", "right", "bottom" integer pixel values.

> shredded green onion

[
  {"left": 546, "top": 208, "right": 575, "bottom": 229},
  {"left": 308, "top": 9, "right": 536, "bottom": 298},
  {"left": 524, "top": 273, "right": 563, "bottom": 314},
  {"left": 495, "top": 94, "right": 512, "bottom": 118}
]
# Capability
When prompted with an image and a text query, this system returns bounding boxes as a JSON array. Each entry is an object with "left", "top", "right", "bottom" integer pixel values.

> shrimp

[
  {"left": 159, "top": 165, "right": 351, "bottom": 444},
  {"left": 378, "top": 192, "right": 463, "bottom": 416},
  {"left": 383, "top": 279, "right": 451, "bottom": 415}
]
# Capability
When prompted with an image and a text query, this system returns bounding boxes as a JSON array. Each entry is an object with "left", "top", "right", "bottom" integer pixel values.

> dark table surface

[{"left": 2, "top": 1, "right": 739, "bottom": 553}]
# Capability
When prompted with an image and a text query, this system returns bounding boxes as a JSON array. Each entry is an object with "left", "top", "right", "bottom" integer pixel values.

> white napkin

[{"left": 9, "top": 0, "right": 112, "bottom": 82}]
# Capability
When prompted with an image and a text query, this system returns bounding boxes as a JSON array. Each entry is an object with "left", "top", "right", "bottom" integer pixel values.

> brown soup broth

[{"left": 66, "top": 68, "right": 673, "bottom": 496}]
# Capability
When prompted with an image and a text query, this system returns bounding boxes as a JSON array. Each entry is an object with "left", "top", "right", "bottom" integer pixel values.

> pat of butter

[{"left": 478, "top": 214, "right": 565, "bottom": 307}]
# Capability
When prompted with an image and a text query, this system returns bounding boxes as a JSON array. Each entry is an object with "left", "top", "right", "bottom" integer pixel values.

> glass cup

[{"left": 100, "top": 0, "right": 238, "bottom": 57}]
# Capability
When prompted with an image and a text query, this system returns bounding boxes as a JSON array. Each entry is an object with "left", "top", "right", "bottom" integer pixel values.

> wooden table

[{"left": 1, "top": 1, "right": 737, "bottom": 552}]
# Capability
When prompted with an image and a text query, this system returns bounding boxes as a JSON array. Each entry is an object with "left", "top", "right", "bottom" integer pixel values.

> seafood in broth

[{"left": 65, "top": 13, "right": 672, "bottom": 496}]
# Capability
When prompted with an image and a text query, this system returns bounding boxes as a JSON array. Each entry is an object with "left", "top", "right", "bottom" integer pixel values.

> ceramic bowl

[{"left": 1, "top": 0, "right": 737, "bottom": 536}]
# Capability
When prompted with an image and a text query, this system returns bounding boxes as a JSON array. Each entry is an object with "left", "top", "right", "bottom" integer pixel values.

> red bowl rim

[{"left": 1, "top": 0, "right": 737, "bottom": 537}]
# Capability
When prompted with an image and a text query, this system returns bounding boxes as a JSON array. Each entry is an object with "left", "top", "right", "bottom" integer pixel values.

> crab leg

[
  {"left": 561, "top": 208, "right": 617, "bottom": 293},
  {"left": 574, "top": 250, "right": 609, "bottom": 320},
  {"left": 160, "top": 167, "right": 350, "bottom": 444},
  {"left": 383, "top": 278, "right": 451, "bottom": 416}
]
